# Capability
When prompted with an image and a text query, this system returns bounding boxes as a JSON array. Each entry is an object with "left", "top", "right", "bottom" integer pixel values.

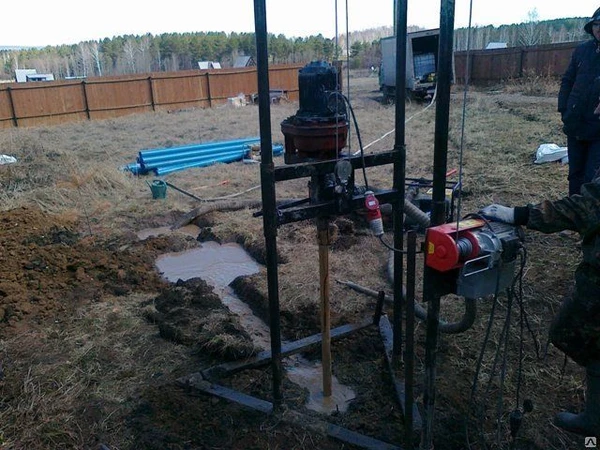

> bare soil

[{"left": 0, "top": 74, "right": 591, "bottom": 450}]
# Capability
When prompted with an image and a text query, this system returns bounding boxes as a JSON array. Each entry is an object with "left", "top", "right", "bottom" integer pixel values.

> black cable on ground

[
  {"left": 465, "top": 245, "right": 541, "bottom": 450},
  {"left": 495, "top": 287, "right": 515, "bottom": 447},
  {"left": 465, "top": 283, "right": 501, "bottom": 450}
]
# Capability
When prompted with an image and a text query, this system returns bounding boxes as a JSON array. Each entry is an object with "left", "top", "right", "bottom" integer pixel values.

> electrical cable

[
  {"left": 355, "top": 86, "right": 438, "bottom": 155},
  {"left": 512, "top": 246, "right": 541, "bottom": 361},
  {"left": 465, "top": 275, "right": 500, "bottom": 450},
  {"left": 495, "top": 286, "right": 515, "bottom": 447},
  {"left": 464, "top": 244, "right": 538, "bottom": 450},
  {"left": 508, "top": 249, "right": 528, "bottom": 447},
  {"left": 377, "top": 233, "right": 422, "bottom": 254},
  {"left": 454, "top": 0, "right": 475, "bottom": 240},
  {"left": 515, "top": 250, "right": 526, "bottom": 407},
  {"left": 202, "top": 184, "right": 261, "bottom": 201},
  {"left": 334, "top": 0, "right": 341, "bottom": 159},
  {"left": 330, "top": 92, "right": 370, "bottom": 190}
]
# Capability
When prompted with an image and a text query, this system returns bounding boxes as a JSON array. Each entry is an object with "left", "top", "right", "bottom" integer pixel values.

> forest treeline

[{"left": 0, "top": 16, "right": 589, "bottom": 81}]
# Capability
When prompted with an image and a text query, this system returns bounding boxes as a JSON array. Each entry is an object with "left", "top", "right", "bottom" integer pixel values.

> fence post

[
  {"left": 206, "top": 72, "right": 212, "bottom": 108},
  {"left": 148, "top": 76, "right": 156, "bottom": 111},
  {"left": 6, "top": 87, "right": 18, "bottom": 127},
  {"left": 519, "top": 47, "right": 525, "bottom": 78},
  {"left": 82, "top": 81, "right": 91, "bottom": 120},
  {"left": 467, "top": 52, "right": 474, "bottom": 85}
]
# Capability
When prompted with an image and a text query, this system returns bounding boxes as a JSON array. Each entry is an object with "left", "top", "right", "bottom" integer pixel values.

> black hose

[{"left": 387, "top": 250, "right": 477, "bottom": 334}]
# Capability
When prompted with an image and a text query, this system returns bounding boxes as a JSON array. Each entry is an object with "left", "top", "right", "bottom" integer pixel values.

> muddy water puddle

[
  {"left": 155, "top": 241, "right": 260, "bottom": 288},
  {"left": 149, "top": 229, "right": 355, "bottom": 413}
]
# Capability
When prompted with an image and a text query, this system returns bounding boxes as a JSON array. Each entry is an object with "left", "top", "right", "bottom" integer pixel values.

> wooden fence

[
  {"left": 0, "top": 41, "right": 584, "bottom": 129},
  {"left": 454, "top": 41, "right": 579, "bottom": 84},
  {"left": 0, "top": 64, "right": 303, "bottom": 129}
]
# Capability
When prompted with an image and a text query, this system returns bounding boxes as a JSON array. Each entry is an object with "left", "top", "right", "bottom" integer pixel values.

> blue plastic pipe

[
  {"left": 155, "top": 152, "right": 246, "bottom": 175},
  {"left": 138, "top": 137, "right": 260, "bottom": 159},
  {"left": 139, "top": 143, "right": 253, "bottom": 165},
  {"left": 141, "top": 147, "right": 250, "bottom": 170}
]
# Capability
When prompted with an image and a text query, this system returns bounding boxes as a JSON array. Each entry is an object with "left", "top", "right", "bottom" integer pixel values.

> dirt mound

[
  {"left": 145, "top": 277, "right": 257, "bottom": 359},
  {"left": 0, "top": 206, "right": 195, "bottom": 331}
]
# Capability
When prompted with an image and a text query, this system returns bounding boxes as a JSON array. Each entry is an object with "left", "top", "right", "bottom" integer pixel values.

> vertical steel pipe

[
  {"left": 405, "top": 230, "right": 417, "bottom": 450},
  {"left": 253, "top": 0, "right": 283, "bottom": 407},
  {"left": 392, "top": 0, "right": 408, "bottom": 366},
  {"left": 422, "top": 1, "right": 456, "bottom": 449}
]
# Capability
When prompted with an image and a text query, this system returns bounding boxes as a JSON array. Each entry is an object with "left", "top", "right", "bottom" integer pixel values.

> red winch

[{"left": 425, "top": 218, "right": 524, "bottom": 298}]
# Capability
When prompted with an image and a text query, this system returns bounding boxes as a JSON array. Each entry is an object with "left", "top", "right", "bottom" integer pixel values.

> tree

[{"left": 519, "top": 8, "right": 542, "bottom": 46}]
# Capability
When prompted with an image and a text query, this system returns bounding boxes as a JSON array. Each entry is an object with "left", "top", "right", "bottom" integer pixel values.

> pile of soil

[{"left": 0, "top": 206, "right": 165, "bottom": 328}]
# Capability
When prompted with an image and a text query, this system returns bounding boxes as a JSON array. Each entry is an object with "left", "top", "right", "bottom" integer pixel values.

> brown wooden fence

[
  {"left": 0, "top": 64, "right": 303, "bottom": 129},
  {"left": 0, "top": 42, "right": 584, "bottom": 129},
  {"left": 454, "top": 41, "right": 579, "bottom": 84}
]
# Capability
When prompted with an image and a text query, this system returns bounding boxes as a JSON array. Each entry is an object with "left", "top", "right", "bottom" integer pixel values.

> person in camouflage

[{"left": 480, "top": 176, "right": 600, "bottom": 436}]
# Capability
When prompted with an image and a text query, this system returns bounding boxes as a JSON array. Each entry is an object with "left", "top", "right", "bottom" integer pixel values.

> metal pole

[
  {"left": 392, "top": 0, "right": 408, "bottom": 366},
  {"left": 422, "top": 1, "right": 456, "bottom": 449},
  {"left": 405, "top": 230, "right": 417, "bottom": 449},
  {"left": 253, "top": 0, "right": 283, "bottom": 407}
]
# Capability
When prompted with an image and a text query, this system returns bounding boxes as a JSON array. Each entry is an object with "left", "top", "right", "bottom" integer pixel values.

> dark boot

[{"left": 555, "top": 362, "right": 600, "bottom": 436}]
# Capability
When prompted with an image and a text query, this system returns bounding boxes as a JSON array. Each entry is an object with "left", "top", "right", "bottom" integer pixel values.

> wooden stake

[{"left": 317, "top": 217, "right": 332, "bottom": 397}]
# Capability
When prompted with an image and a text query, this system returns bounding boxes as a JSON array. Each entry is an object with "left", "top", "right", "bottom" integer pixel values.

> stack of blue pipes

[{"left": 125, "top": 137, "right": 283, "bottom": 176}]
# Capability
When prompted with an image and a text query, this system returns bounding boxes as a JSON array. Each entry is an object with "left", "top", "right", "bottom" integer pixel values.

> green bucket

[{"left": 149, "top": 179, "right": 167, "bottom": 199}]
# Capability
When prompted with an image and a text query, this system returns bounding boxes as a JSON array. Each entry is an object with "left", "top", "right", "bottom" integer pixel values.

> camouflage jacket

[{"left": 514, "top": 179, "right": 600, "bottom": 272}]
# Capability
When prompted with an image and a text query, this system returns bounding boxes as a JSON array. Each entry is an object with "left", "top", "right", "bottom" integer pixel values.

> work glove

[{"left": 479, "top": 204, "right": 515, "bottom": 224}]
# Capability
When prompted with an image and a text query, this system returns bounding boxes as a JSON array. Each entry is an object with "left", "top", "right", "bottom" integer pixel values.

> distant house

[
  {"left": 198, "top": 61, "right": 222, "bottom": 70},
  {"left": 233, "top": 56, "right": 256, "bottom": 68},
  {"left": 15, "top": 69, "right": 54, "bottom": 82},
  {"left": 485, "top": 42, "right": 508, "bottom": 50},
  {"left": 15, "top": 69, "right": 37, "bottom": 82},
  {"left": 27, "top": 73, "right": 54, "bottom": 82}
]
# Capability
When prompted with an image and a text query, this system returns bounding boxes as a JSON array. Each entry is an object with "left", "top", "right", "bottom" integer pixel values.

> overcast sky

[{"left": 3, "top": 1, "right": 597, "bottom": 47}]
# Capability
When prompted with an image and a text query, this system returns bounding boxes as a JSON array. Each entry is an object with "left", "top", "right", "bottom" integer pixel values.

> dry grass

[
  {"left": 0, "top": 294, "right": 191, "bottom": 449},
  {"left": 0, "top": 72, "right": 587, "bottom": 449}
]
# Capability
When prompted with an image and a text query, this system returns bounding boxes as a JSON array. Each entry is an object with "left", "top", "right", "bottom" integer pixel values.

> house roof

[
  {"left": 198, "top": 61, "right": 221, "bottom": 70},
  {"left": 233, "top": 56, "right": 255, "bottom": 68},
  {"left": 485, "top": 42, "right": 508, "bottom": 50}
]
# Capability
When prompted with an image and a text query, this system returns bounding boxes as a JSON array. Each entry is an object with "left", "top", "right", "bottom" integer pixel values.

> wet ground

[{"left": 0, "top": 205, "right": 411, "bottom": 449}]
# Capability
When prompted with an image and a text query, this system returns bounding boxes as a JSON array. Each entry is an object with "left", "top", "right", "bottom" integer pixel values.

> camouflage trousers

[{"left": 549, "top": 263, "right": 600, "bottom": 367}]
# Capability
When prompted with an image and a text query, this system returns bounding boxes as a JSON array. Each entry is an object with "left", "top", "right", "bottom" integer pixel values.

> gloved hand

[{"left": 479, "top": 204, "right": 515, "bottom": 224}]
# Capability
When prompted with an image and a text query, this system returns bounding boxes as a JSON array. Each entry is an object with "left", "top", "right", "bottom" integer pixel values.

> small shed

[
  {"left": 15, "top": 69, "right": 37, "bottom": 83},
  {"left": 27, "top": 73, "right": 54, "bottom": 82},
  {"left": 233, "top": 56, "right": 256, "bottom": 68},
  {"left": 198, "top": 61, "right": 222, "bottom": 70}
]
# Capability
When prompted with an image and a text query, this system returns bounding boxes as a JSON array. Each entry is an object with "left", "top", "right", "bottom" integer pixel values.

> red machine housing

[{"left": 425, "top": 219, "right": 484, "bottom": 272}]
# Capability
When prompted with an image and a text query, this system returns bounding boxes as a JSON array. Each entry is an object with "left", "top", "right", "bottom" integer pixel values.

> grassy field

[{"left": 0, "top": 72, "right": 589, "bottom": 450}]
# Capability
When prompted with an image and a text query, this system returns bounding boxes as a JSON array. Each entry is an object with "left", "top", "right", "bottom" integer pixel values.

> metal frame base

[{"left": 177, "top": 314, "right": 421, "bottom": 449}]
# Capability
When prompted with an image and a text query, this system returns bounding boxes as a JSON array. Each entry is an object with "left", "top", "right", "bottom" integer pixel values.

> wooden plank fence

[
  {"left": 0, "top": 41, "right": 585, "bottom": 129},
  {"left": 454, "top": 41, "right": 579, "bottom": 84},
  {"left": 0, "top": 64, "right": 303, "bottom": 129}
]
